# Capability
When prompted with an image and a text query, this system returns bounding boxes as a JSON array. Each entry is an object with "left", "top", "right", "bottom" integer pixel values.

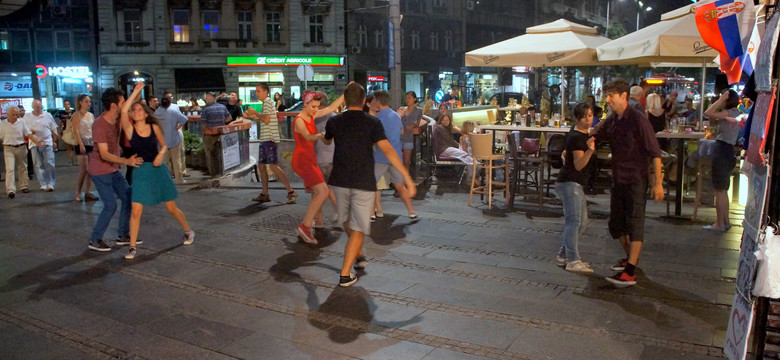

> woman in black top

[{"left": 555, "top": 103, "right": 596, "bottom": 273}]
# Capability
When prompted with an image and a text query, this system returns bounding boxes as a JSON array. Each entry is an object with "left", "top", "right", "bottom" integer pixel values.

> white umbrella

[{"left": 466, "top": 19, "right": 613, "bottom": 117}]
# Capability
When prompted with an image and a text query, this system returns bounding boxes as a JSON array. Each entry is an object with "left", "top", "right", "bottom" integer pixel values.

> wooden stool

[{"left": 468, "top": 133, "right": 508, "bottom": 209}]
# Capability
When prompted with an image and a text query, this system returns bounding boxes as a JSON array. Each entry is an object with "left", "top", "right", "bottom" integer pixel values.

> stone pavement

[{"left": 0, "top": 153, "right": 742, "bottom": 359}]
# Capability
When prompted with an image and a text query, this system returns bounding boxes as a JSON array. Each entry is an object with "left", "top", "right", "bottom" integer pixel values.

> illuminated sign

[
  {"left": 35, "top": 65, "right": 47, "bottom": 79},
  {"left": 34, "top": 65, "right": 93, "bottom": 79},
  {"left": 227, "top": 56, "right": 345, "bottom": 66},
  {"left": 434, "top": 90, "right": 444, "bottom": 102},
  {"left": 367, "top": 76, "right": 386, "bottom": 82}
]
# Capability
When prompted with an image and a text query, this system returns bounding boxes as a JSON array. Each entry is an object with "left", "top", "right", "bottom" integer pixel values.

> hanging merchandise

[
  {"left": 753, "top": 226, "right": 780, "bottom": 298},
  {"left": 746, "top": 88, "right": 776, "bottom": 166},
  {"left": 695, "top": 0, "right": 756, "bottom": 84}
]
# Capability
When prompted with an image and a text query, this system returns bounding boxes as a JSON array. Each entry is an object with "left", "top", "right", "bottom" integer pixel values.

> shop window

[
  {"left": 312, "top": 73, "right": 333, "bottom": 82},
  {"left": 203, "top": 10, "right": 219, "bottom": 39},
  {"left": 238, "top": 72, "right": 284, "bottom": 83},
  {"left": 238, "top": 11, "right": 252, "bottom": 40},
  {"left": 0, "top": 31, "right": 8, "bottom": 51},
  {"left": 309, "top": 15, "right": 323, "bottom": 43},
  {"left": 444, "top": 30, "right": 452, "bottom": 51},
  {"left": 429, "top": 31, "right": 439, "bottom": 51},
  {"left": 172, "top": 10, "right": 190, "bottom": 43},
  {"left": 124, "top": 9, "right": 143, "bottom": 42},
  {"left": 410, "top": 30, "right": 419, "bottom": 50},
  {"left": 357, "top": 25, "right": 367, "bottom": 48},
  {"left": 374, "top": 28, "right": 384, "bottom": 49},
  {"left": 266, "top": 11, "right": 281, "bottom": 43}
]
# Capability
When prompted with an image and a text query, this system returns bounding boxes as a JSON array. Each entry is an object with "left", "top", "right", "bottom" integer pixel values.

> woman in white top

[{"left": 71, "top": 94, "right": 97, "bottom": 202}]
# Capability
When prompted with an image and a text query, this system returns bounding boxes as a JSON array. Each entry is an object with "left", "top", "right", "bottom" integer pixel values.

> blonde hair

[
  {"left": 461, "top": 121, "right": 475, "bottom": 135},
  {"left": 646, "top": 93, "right": 663, "bottom": 115}
]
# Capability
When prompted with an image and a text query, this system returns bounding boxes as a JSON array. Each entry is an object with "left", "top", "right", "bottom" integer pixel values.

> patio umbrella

[
  {"left": 596, "top": 3, "right": 722, "bottom": 127},
  {"left": 465, "top": 19, "right": 613, "bottom": 118}
]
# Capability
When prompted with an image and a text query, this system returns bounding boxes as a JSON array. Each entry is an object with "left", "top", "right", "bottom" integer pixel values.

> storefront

[
  {"left": 466, "top": 72, "right": 500, "bottom": 105},
  {"left": 118, "top": 71, "right": 155, "bottom": 102},
  {"left": 367, "top": 75, "right": 387, "bottom": 93},
  {"left": 0, "top": 64, "right": 94, "bottom": 114},
  {"left": 226, "top": 55, "right": 346, "bottom": 106}
]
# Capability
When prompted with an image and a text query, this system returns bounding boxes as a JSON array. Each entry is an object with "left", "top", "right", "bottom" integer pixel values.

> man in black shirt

[
  {"left": 225, "top": 92, "right": 243, "bottom": 122},
  {"left": 440, "top": 88, "right": 458, "bottom": 104},
  {"left": 322, "top": 82, "right": 416, "bottom": 287}
]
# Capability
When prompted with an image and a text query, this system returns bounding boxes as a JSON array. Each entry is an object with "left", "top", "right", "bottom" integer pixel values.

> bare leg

[
  {"left": 627, "top": 240, "right": 642, "bottom": 266},
  {"left": 75, "top": 154, "right": 89, "bottom": 199},
  {"left": 373, "top": 191, "right": 382, "bottom": 216},
  {"left": 270, "top": 164, "right": 293, "bottom": 192},
  {"left": 257, "top": 164, "right": 270, "bottom": 195},
  {"left": 714, "top": 190, "right": 729, "bottom": 227},
  {"left": 618, "top": 235, "right": 630, "bottom": 257},
  {"left": 301, "top": 183, "right": 329, "bottom": 227},
  {"left": 164, "top": 201, "right": 192, "bottom": 231},
  {"left": 341, "top": 225, "right": 365, "bottom": 276},
  {"left": 129, "top": 202, "right": 143, "bottom": 247},
  {"left": 393, "top": 182, "right": 415, "bottom": 214},
  {"left": 402, "top": 149, "right": 412, "bottom": 172}
]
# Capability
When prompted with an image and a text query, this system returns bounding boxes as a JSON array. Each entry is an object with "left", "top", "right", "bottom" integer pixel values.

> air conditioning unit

[
  {"left": 52, "top": 5, "right": 67, "bottom": 15},
  {"left": 466, "top": 0, "right": 475, "bottom": 10},
  {"left": 350, "top": 46, "right": 361, "bottom": 54}
]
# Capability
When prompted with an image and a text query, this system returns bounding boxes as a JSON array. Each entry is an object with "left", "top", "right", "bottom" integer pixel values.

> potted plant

[{"left": 183, "top": 130, "right": 205, "bottom": 169}]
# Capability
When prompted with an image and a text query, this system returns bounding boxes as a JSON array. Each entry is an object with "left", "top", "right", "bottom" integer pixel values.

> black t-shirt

[
  {"left": 325, "top": 110, "right": 387, "bottom": 191},
  {"left": 441, "top": 93, "right": 457, "bottom": 103},
  {"left": 556, "top": 129, "right": 594, "bottom": 186},
  {"left": 225, "top": 103, "right": 243, "bottom": 121}
]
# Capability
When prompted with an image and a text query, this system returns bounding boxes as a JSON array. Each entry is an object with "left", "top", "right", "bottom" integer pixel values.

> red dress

[{"left": 292, "top": 115, "right": 325, "bottom": 189}]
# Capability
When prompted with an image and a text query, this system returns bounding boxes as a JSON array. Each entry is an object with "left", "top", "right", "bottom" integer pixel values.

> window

[
  {"left": 10, "top": 30, "right": 30, "bottom": 62},
  {"left": 312, "top": 73, "right": 333, "bottom": 82},
  {"left": 203, "top": 10, "right": 219, "bottom": 39},
  {"left": 172, "top": 9, "right": 190, "bottom": 42},
  {"left": 55, "top": 32, "right": 72, "bottom": 50},
  {"left": 374, "top": 28, "right": 384, "bottom": 48},
  {"left": 432, "top": 0, "right": 445, "bottom": 7},
  {"left": 266, "top": 11, "right": 281, "bottom": 43},
  {"left": 0, "top": 31, "right": 8, "bottom": 50},
  {"left": 124, "top": 9, "right": 142, "bottom": 42},
  {"left": 309, "top": 15, "right": 323, "bottom": 43},
  {"left": 443, "top": 30, "right": 452, "bottom": 51},
  {"left": 410, "top": 30, "right": 419, "bottom": 50},
  {"left": 357, "top": 24, "right": 367, "bottom": 48},
  {"left": 238, "top": 11, "right": 252, "bottom": 40},
  {"left": 430, "top": 31, "right": 438, "bottom": 50}
]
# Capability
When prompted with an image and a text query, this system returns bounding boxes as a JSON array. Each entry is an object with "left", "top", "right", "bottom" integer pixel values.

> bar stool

[{"left": 468, "top": 133, "right": 508, "bottom": 209}]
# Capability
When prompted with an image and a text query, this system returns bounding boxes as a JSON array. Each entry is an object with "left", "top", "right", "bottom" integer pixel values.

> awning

[{"left": 175, "top": 68, "right": 226, "bottom": 92}]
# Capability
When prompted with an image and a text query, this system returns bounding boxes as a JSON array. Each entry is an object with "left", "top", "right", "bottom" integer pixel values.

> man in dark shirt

[
  {"left": 440, "top": 88, "right": 458, "bottom": 104},
  {"left": 225, "top": 92, "right": 243, "bottom": 122},
  {"left": 594, "top": 79, "right": 664, "bottom": 288},
  {"left": 199, "top": 93, "right": 231, "bottom": 176},
  {"left": 322, "top": 82, "right": 416, "bottom": 288}
]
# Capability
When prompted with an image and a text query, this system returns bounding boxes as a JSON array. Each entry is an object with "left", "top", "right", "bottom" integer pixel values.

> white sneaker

[
  {"left": 46, "top": 184, "right": 54, "bottom": 191},
  {"left": 555, "top": 255, "right": 566, "bottom": 267},
  {"left": 182, "top": 230, "right": 195, "bottom": 245},
  {"left": 565, "top": 260, "right": 594, "bottom": 273}
]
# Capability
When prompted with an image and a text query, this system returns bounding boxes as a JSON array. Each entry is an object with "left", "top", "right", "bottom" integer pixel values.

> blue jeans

[
  {"left": 90, "top": 171, "right": 131, "bottom": 242},
  {"left": 30, "top": 145, "right": 56, "bottom": 187},
  {"left": 556, "top": 182, "right": 588, "bottom": 261}
]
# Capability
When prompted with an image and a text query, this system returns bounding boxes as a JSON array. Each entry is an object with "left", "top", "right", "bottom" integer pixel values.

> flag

[{"left": 695, "top": 0, "right": 757, "bottom": 84}]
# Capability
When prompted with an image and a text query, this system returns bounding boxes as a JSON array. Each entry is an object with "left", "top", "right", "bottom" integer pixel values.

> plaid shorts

[{"left": 258, "top": 141, "right": 278, "bottom": 164}]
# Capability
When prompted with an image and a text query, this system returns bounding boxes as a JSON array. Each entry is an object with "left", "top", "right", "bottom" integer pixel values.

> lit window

[
  {"left": 172, "top": 10, "right": 190, "bottom": 43},
  {"left": 203, "top": 10, "right": 219, "bottom": 39},
  {"left": 0, "top": 31, "right": 8, "bottom": 50}
]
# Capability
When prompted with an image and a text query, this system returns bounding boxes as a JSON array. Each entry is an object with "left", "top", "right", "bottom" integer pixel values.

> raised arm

[
  {"left": 120, "top": 82, "right": 145, "bottom": 139},
  {"left": 314, "top": 94, "right": 345, "bottom": 119},
  {"left": 704, "top": 92, "right": 733, "bottom": 122}
]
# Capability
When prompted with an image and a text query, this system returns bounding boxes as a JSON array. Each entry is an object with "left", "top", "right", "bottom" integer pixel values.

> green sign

[{"left": 227, "top": 56, "right": 345, "bottom": 66}]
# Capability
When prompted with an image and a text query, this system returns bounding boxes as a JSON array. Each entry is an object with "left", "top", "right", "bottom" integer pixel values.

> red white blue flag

[{"left": 695, "top": 0, "right": 757, "bottom": 84}]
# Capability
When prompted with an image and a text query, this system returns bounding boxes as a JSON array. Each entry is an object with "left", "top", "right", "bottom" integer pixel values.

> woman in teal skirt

[{"left": 121, "top": 82, "right": 195, "bottom": 259}]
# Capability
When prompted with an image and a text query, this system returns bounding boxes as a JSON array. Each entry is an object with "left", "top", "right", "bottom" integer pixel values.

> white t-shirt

[
  {"left": 23, "top": 111, "right": 58, "bottom": 148},
  {"left": 0, "top": 119, "right": 31, "bottom": 146}
]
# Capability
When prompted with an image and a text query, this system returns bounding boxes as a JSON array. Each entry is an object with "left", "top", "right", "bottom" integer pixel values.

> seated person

[{"left": 434, "top": 113, "right": 473, "bottom": 166}]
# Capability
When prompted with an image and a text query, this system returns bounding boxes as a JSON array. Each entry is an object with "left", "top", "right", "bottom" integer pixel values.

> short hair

[
  {"left": 573, "top": 102, "right": 592, "bottom": 121},
  {"left": 374, "top": 90, "right": 391, "bottom": 106},
  {"left": 163, "top": 91, "right": 172, "bottom": 96},
  {"left": 161, "top": 96, "right": 172, "bottom": 109},
  {"left": 256, "top": 83, "right": 270, "bottom": 93},
  {"left": 630, "top": 86, "right": 643, "bottom": 98},
  {"left": 527, "top": 105, "right": 536, "bottom": 111},
  {"left": 344, "top": 82, "right": 366, "bottom": 107},
  {"left": 723, "top": 89, "right": 740, "bottom": 109},
  {"left": 101, "top": 87, "right": 125, "bottom": 110},
  {"left": 604, "top": 79, "right": 630, "bottom": 97}
]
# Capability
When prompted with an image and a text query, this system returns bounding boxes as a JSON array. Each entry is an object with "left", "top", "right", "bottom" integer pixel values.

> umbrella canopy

[
  {"left": 596, "top": 3, "right": 719, "bottom": 64},
  {"left": 465, "top": 19, "right": 612, "bottom": 67}
]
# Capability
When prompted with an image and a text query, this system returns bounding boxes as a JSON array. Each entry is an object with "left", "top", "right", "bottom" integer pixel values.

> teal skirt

[{"left": 131, "top": 162, "right": 178, "bottom": 205}]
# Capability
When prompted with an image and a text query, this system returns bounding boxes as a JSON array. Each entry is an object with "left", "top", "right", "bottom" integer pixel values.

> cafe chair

[
  {"left": 507, "top": 133, "right": 545, "bottom": 205},
  {"left": 544, "top": 134, "right": 566, "bottom": 196},
  {"left": 430, "top": 128, "right": 467, "bottom": 186},
  {"left": 691, "top": 139, "right": 716, "bottom": 222},
  {"left": 468, "top": 133, "right": 508, "bottom": 209}
]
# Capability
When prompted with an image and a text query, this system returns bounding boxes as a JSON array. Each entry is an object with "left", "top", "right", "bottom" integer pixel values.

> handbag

[{"left": 62, "top": 122, "right": 78, "bottom": 145}]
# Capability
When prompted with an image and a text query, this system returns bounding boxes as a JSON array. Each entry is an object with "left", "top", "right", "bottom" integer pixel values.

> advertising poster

[
  {"left": 221, "top": 132, "right": 240, "bottom": 171},
  {"left": 0, "top": 99, "right": 22, "bottom": 117},
  {"left": 724, "top": 293, "right": 756, "bottom": 360},
  {"left": 743, "top": 164, "right": 770, "bottom": 239}
]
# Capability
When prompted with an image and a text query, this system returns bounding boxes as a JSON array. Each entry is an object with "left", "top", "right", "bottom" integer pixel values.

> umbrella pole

[
  {"left": 561, "top": 65, "right": 566, "bottom": 120},
  {"left": 699, "top": 60, "right": 706, "bottom": 131}
]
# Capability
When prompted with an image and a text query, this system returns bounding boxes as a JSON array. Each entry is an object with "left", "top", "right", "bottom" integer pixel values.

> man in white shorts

[{"left": 322, "top": 83, "right": 416, "bottom": 287}]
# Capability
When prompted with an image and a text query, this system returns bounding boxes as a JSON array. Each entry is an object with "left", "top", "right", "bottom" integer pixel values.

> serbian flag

[{"left": 695, "top": 0, "right": 756, "bottom": 84}]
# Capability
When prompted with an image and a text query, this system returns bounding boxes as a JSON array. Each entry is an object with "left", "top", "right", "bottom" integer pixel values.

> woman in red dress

[{"left": 294, "top": 91, "right": 344, "bottom": 244}]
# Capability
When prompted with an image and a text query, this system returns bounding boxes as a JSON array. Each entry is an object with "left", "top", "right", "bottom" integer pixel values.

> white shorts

[
  {"left": 374, "top": 163, "right": 404, "bottom": 185},
  {"left": 332, "top": 186, "right": 375, "bottom": 235}
]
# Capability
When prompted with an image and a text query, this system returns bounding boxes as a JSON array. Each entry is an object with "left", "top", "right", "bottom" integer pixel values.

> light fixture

[
  {"left": 10, "top": 73, "right": 17, "bottom": 76},
  {"left": 646, "top": 6, "right": 652, "bottom": 11},
  {"left": 638, "top": 1, "right": 643, "bottom": 6},
  {"left": 133, "top": 70, "right": 139, "bottom": 75}
]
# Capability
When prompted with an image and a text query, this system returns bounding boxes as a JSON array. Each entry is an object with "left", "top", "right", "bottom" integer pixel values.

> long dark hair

[
  {"left": 75, "top": 94, "right": 90, "bottom": 112},
  {"left": 132, "top": 101, "right": 161, "bottom": 129},
  {"left": 438, "top": 113, "right": 453, "bottom": 132},
  {"left": 363, "top": 94, "right": 375, "bottom": 113}
]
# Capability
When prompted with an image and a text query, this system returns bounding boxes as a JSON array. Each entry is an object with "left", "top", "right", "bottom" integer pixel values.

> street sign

[
  {"left": 296, "top": 64, "right": 314, "bottom": 81},
  {"left": 227, "top": 56, "right": 345, "bottom": 66}
]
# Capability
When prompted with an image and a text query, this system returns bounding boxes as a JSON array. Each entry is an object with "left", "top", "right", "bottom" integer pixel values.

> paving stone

[
  {"left": 220, "top": 331, "right": 351, "bottom": 359},
  {"left": 142, "top": 313, "right": 255, "bottom": 350},
  {"left": 508, "top": 327, "right": 644, "bottom": 360},
  {"left": 398, "top": 309, "right": 524, "bottom": 350},
  {"left": 422, "top": 347, "right": 494, "bottom": 360},
  {"left": 0, "top": 323, "right": 104, "bottom": 360}
]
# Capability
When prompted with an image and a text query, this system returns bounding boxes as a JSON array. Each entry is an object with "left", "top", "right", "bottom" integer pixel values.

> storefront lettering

[
  {"left": 693, "top": 41, "right": 712, "bottom": 54},
  {"left": 232, "top": 56, "right": 345, "bottom": 67},
  {"left": 546, "top": 52, "right": 565, "bottom": 62},
  {"left": 35, "top": 65, "right": 93, "bottom": 79}
]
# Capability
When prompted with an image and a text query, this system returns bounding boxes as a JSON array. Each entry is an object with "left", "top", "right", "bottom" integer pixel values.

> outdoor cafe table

[{"left": 477, "top": 124, "right": 705, "bottom": 216}]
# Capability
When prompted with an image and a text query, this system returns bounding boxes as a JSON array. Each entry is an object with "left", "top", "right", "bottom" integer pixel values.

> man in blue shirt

[
  {"left": 154, "top": 96, "right": 189, "bottom": 183},
  {"left": 372, "top": 90, "right": 418, "bottom": 220},
  {"left": 199, "top": 93, "right": 231, "bottom": 176}
]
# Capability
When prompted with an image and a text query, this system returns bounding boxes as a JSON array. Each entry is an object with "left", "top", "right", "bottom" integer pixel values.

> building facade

[
  {"left": 98, "top": 0, "right": 346, "bottom": 108},
  {"left": 0, "top": 0, "right": 98, "bottom": 115}
]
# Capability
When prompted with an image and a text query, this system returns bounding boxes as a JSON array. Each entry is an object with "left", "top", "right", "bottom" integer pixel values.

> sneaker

[
  {"left": 46, "top": 184, "right": 54, "bottom": 192},
  {"left": 88, "top": 240, "right": 111, "bottom": 252},
  {"left": 40, "top": 186, "right": 46, "bottom": 191},
  {"left": 252, "top": 193, "right": 271, "bottom": 203},
  {"left": 115, "top": 236, "right": 143, "bottom": 246},
  {"left": 296, "top": 224, "right": 318, "bottom": 245},
  {"left": 124, "top": 247, "right": 136, "bottom": 260},
  {"left": 286, "top": 190, "right": 298, "bottom": 204},
  {"left": 610, "top": 258, "right": 627, "bottom": 272},
  {"left": 555, "top": 255, "right": 566, "bottom": 267},
  {"left": 182, "top": 230, "right": 195, "bottom": 245},
  {"left": 7, "top": 192, "right": 14, "bottom": 199},
  {"left": 702, "top": 224, "right": 728, "bottom": 232},
  {"left": 354, "top": 257, "right": 368, "bottom": 270},
  {"left": 565, "top": 260, "right": 594, "bottom": 273},
  {"left": 312, "top": 222, "right": 325, "bottom": 229},
  {"left": 606, "top": 272, "right": 637, "bottom": 288},
  {"left": 21, "top": 188, "right": 29, "bottom": 193},
  {"left": 409, "top": 213, "right": 419, "bottom": 222},
  {"left": 370, "top": 215, "right": 377, "bottom": 222},
  {"left": 339, "top": 273, "right": 358, "bottom": 287}
]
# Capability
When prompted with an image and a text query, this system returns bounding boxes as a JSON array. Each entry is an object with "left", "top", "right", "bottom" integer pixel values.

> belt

[{"left": 4, "top": 144, "right": 26, "bottom": 147}]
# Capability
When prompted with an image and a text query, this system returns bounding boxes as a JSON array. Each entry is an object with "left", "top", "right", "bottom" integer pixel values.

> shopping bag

[{"left": 753, "top": 226, "right": 780, "bottom": 298}]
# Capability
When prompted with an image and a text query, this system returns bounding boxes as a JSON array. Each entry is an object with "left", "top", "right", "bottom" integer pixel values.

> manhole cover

[{"left": 248, "top": 213, "right": 299, "bottom": 233}]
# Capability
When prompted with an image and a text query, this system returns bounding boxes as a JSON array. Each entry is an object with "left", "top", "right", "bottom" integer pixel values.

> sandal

[
  {"left": 84, "top": 193, "right": 99, "bottom": 201},
  {"left": 75, "top": 194, "right": 82, "bottom": 202}
]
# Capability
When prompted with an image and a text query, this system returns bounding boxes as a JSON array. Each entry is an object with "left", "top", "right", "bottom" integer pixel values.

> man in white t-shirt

[
  {"left": 0, "top": 106, "right": 39, "bottom": 197},
  {"left": 23, "top": 100, "right": 58, "bottom": 191}
]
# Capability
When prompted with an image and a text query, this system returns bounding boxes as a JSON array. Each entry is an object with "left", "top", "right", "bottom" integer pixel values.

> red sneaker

[
  {"left": 296, "top": 224, "right": 318, "bottom": 245},
  {"left": 606, "top": 272, "right": 636, "bottom": 288}
]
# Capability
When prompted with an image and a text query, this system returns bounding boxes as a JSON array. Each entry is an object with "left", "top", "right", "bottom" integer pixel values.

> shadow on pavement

[
  {"left": 269, "top": 238, "right": 339, "bottom": 310},
  {"left": 370, "top": 215, "right": 409, "bottom": 246},
  {"left": 218, "top": 202, "right": 287, "bottom": 217}
]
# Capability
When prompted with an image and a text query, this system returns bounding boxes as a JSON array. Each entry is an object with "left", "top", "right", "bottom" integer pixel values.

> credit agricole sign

[{"left": 227, "top": 56, "right": 345, "bottom": 66}]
